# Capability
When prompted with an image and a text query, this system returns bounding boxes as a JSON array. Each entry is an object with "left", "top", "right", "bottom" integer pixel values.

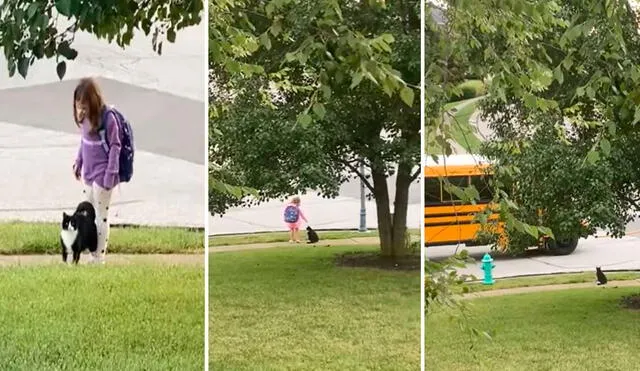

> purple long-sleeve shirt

[{"left": 74, "top": 110, "right": 121, "bottom": 190}]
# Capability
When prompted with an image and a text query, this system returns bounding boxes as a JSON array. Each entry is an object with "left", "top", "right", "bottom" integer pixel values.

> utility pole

[{"left": 359, "top": 160, "right": 367, "bottom": 232}]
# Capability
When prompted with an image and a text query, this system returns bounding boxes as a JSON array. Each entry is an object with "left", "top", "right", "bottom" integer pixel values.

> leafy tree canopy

[
  {"left": 210, "top": 0, "right": 418, "bottom": 121},
  {"left": 0, "top": 0, "right": 203, "bottom": 79},
  {"left": 428, "top": 0, "right": 640, "bottom": 247},
  {"left": 211, "top": 0, "right": 419, "bottom": 257}
]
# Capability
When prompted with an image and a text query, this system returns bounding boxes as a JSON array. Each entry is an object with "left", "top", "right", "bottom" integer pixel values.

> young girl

[
  {"left": 72, "top": 78, "right": 121, "bottom": 264},
  {"left": 283, "top": 196, "right": 308, "bottom": 243}
]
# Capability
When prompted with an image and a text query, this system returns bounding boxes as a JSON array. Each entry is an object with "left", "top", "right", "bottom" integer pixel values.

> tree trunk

[
  {"left": 391, "top": 159, "right": 412, "bottom": 256},
  {"left": 371, "top": 164, "right": 393, "bottom": 257}
]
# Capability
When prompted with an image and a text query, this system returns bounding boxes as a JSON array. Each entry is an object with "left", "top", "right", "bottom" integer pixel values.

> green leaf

[
  {"left": 600, "top": 138, "right": 611, "bottom": 156},
  {"left": 444, "top": 184, "right": 467, "bottom": 202},
  {"left": 167, "top": 29, "right": 176, "bottom": 43},
  {"left": 523, "top": 223, "right": 539, "bottom": 239},
  {"left": 586, "top": 150, "right": 600, "bottom": 164},
  {"left": 44, "top": 41, "right": 56, "bottom": 58},
  {"left": 513, "top": 220, "right": 525, "bottom": 233},
  {"left": 33, "top": 44, "right": 45, "bottom": 59},
  {"left": 465, "top": 186, "right": 480, "bottom": 201},
  {"left": 400, "top": 86, "right": 415, "bottom": 107},
  {"left": 297, "top": 113, "right": 312, "bottom": 127},
  {"left": 312, "top": 103, "right": 326, "bottom": 120},
  {"left": 265, "top": 2, "right": 275, "bottom": 17},
  {"left": 284, "top": 52, "right": 296, "bottom": 62},
  {"left": 505, "top": 198, "right": 519, "bottom": 210},
  {"left": 259, "top": 33, "right": 271, "bottom": 50},
  {"left": 553, "top": 66, "right": 564, "bottom": 84},
  {"left": 56, "top": 61, "right": 67, "bottom": 80},
  {"left": 633, "top": 107, "right": 640, "bottom": 125},
  {"left": 55, "top": 0, "right": 72, "bottom": 17},
  {"left": 561, "top": 23, "right": 583, "bottom": 47},
  {"left": 321, "top": 85, "right": 332, "bottom": 100},
  {"left": 523, "top": 93, "right": 537, "bottom": 108},
  {"left": 270, "top": 19, "right": 283, "bottom": 36},
  {"left": 57, "top": 41, "right": 78, "bottom": 60},
  {"left": 14, "top": 12, "right": 26, "bottom": 27},
  {"left": 350, "top": 71, "right": 364, "bottom": 89},
  {"left": 26, "top": 3, "right": 39, "bottom": 20},
  {"left": 8, "top": 61, "right": 16, "bottom": 78},
  {"left": 18, "top": 58, "right": 29, "bottom": 78},
  {"left": 142, "top": 19, "right": 152, "bottom": 35},
  {"left": 381, "top": 33, "right": 395, "bottom": 43}
]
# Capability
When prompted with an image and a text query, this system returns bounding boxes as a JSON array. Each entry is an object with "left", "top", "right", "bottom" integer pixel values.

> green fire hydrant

[{"left": 481, "top": 253, "right": 495, "bottom": 285}]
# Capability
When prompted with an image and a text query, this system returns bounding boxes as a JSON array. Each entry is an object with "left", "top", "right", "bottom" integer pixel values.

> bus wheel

[{"left": 546, "top": 237, "right": 579, "bottom": 255}]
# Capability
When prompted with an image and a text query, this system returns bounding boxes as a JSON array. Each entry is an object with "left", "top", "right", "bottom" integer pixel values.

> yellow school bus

[
  {"left": 424, "top": 155, "right": 499, "bottom": 246},
  {"left": 424, "top": 155, "right": 579, "bottom": 255}
]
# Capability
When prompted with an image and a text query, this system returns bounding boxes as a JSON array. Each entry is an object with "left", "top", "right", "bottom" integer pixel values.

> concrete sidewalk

[
  {"left": 0, "top": 253, "right": 203, "bottom": 267},
  {"left": 210, "top": 237, "right": 381, "bottom": 253}
]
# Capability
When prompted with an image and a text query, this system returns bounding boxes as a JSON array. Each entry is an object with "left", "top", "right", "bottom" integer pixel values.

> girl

[
  {"left": 283, "top": 196, "right": 308, "bottom": 243},
  {"left": 72, "top": 78, "right": 121, "bottom": 264}
]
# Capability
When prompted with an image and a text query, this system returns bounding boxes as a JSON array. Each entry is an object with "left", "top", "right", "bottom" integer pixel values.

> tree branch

[
  {"left": 410, "top": 167, "right": 420, "bottom": 181},
  {"left": 622, "top": 194, "right": 640, "bottom": 211},
  {"left": 340, "top": 159, "right": 375, "bottom": 192}
]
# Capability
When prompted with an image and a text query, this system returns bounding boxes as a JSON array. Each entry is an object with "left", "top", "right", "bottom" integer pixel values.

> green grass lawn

[
  {"left": 427, "top": 287, "right": 640, "bottom": 370},
  {"left": 0, "top": 264, "right": 203, "bottom": 370},
  {"left": 210, "top": 245, "right": 420, "bottom": 370},
  {"left": 427, "top": 96, "right": 484, "bottom": 155},
  {"left": 0, "top": 221, "right": 203, "bottom": 254},
  {"left": 210, "top": 228, "right": 420, "bottom": 247},
  {"left": 461, "top": 271, "right": 640, "bottom": 293}
]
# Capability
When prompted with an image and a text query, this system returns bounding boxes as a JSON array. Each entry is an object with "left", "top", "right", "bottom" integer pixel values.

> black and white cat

[
  {"left": 60, "top": 201, "right": 98, "bottom": 264},
  {"left": 596, "top": 266, "right": 608, "bottom": 286},
  {"left": 306, "top": 226, "right": 319, "bottom": 244}
]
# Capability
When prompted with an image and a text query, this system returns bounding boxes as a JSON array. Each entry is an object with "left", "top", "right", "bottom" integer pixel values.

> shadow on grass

[{"left": 335, "top": 251, "right": 420, "bottom": 271}]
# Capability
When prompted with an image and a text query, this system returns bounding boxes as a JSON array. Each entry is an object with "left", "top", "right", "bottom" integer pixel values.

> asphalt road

[{"left": 0, "top": 78, "right": 205, "bottom": 164}]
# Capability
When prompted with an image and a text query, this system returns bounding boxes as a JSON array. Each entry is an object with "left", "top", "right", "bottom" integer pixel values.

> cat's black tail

[{"left": 75, "top": 201, "right": 96, "bottom": 221}]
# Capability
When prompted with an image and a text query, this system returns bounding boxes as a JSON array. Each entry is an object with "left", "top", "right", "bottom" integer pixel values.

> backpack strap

[{"left": 98, "top": 106, "right": 118, "bottom": 154}]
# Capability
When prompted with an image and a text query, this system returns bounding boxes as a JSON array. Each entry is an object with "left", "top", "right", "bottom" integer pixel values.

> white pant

[{"left": 82, "top": 182, "right": 113, "bottom": 262}]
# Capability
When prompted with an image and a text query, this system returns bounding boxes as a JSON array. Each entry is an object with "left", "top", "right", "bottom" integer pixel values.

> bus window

[
  {"left": 441, "top": 176, "right": 469, "bottom": 203},
  {"left": 425, "top": 178, "right": 442, "bottom": 205},
  {"left": 470, "top": 175, "right": 493, "bottom": 203}
]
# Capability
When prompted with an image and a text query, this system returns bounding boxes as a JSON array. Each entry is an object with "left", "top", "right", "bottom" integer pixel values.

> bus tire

[{"left": 546, "top": 237, "right": 579, "bottom": 255}]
